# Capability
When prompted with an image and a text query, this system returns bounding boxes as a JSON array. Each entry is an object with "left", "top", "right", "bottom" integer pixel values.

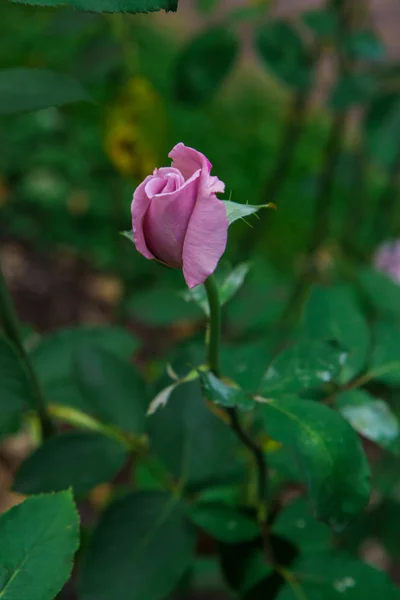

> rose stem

[
  {"left": 203, "top": 275, "right": 271, "bottom": 557},
  {"left": 0, "top": 257, "right": 54, "bottom": 439}
]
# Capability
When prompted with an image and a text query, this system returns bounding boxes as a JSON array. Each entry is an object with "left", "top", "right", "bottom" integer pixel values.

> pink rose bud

[
  {"left": 131, "top": 142, "right": 228, "bottom": 288},
  {"left": 373, "top": 239, "right": 400, "bottom": 285}
]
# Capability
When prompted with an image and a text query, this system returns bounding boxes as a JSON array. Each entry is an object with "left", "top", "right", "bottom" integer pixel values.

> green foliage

[
  {"left": 365, "top": 92, "right": 400, "bottom": 166},
  {"left": 148, "top": 371, "right": 243, "bottom": 490},
  {"left": 330, "top": 73, "right": 377, "bottom": 110},
  {"left": 302, "top": 8, "right": 339, "bottom": 38},
  {"left": 277, "top": 550, "right": 400, "bottom": 599},
  {"left": 80, "top": 491, "right": 195, "bottom": 600},
  {"left": 174, "top": 27, "right": 239, "bottom": 105},
  {"left": 14, "top": 431, "right": 128, "bottom": 496},
  {"left": 369, "top": 321, "right": 400, "bottom": 385},
  {"left": 335, "top": 389, "right": 400, "bottom": 453},
  {"left": 31, "top": 326, "right": 139, "bottom": 385},
  {"left": 11, "top": 0, "right": 178, "bottom": 12},
  {"left": 260, "top": 339, "right": 346, "bottom": 397},
  {"left": 127, "top": 286, "right": 202, "bottom": 326},
  {"left": 0, "top": 68, "right": 90, "bottom": 115},
  {"left": 259, "top": 396, "right": 371, "bottom": 529},
  {"left": 302, "top": 285, "right": 370, "bottom": 383},
  {"left": 255, "top": 20, "right": 311, "bottom": 89},
  {"left": 189, "top": 501, "right": 259, "bottom": 542},
  {"left": 273, "top": 497, "right": 331, "bottom": 552},
  {"left": 182, "top": 262, "right": 250, "bottom": 316},
  {"left": 199, "top": 369, "right": 255, "bottom": 411},
  {"left": 223, "top": 201, "right": 275, "bottom": 225},
  {"left": 0, "top": 335, "right": 31, "bottom": 423},
  {"left": 0, "top": 491, "right": 79, "bottom": 600},
  {"left": 358, "top": 267, "right": 400, "bottom": 318},
  {"left": 74, "top": 346, "right": 147, "bottom": 434},
  {"left": 344, "top": 30, "right": 386, "bottom": 61}
]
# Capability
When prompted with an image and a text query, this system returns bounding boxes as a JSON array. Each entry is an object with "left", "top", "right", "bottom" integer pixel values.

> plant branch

[
  {"left": 204, "top": 275, "right": 271, "bottom": 557},
  {"left": 0, "top": 258, "right": 54, "bottom": 438}
]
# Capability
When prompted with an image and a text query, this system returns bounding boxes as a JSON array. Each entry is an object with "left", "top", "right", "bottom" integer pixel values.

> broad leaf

[
  {"left": 220, "top": 339, "right": 272, "bottom": 394},
  {"left": 14, "top": 431, "right": 128, "bottom": 496},
  {"left": 0, "top": 68, "right": 90, "bottom": 115},
  {"left": 127, "top": 286, "right": 202, "bottom": 326},
  {"left": 181, "top": 262, "right": 250, "bottom": 316},
  {"left": 335, "top": 389, "right": 400, "bottom": 453},
  {"left": 174, "top": 27, "right": 239, "bottom": 105},
  {"left": 358, "top": 267, "right": 400, "bottom": 318},
  {"left": 345, "top": 30, "right": 385, "bottom": 61},
  {"left": 223, "top": 201, "right": 274, "bottom": 225},
  {"left": 329, "top": 73, "right": 376, "bottom": 110},
  {"left": 30, "top": 326, "right": 139, "bottom": 385},
  {"left": 189, "top": 501, "right": 259, "bottom": 543},
  {"left": 365, "top": 92, "right": 400, "bottom": 166},
  {"left": 302, "top": 8, "right": 338, "bottom": 37},
  {"left": 0, "top": 335, "right": 31, "bottom": 420},
  {"left": 74, "top": 346, "right": 147, "bottom": 434},
  {"left": 80, "top": 491, "right": 195, "bottom": 600},
  {"left": 368, "top": 321, "right": 400, "bottom": 385},
  {"left": 0, "top": 491, "right": 79, "bottom": 600},
  {"left": 260, "top": 340, "right": 346, "bottom": 397},
  {"left": 12, "top": 0, "right": 177, "bottom": 12},
  {"left": 273, "top": 497, "right": 331, "bottom": 553},
  {"left": 199, "top": 370, "right": 255, "bottom": 411},
  {"left": 277, "top": 550, "right": 400, "bottom": 599},
  {"left": 255, "top": 20, "right": 311, "bottom": 89},
  {"left": 303, "top": 284, "right": 370, "bottom": 382},
  {"left": 258, "top": 396, "right": 370, "bottom": 529},
  {"left": 149, "top": 370, "right": 242, "bottom": 490}
]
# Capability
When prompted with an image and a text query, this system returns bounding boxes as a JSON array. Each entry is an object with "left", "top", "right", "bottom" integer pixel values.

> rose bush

[{"left": 131, "top": 142, "right": 228, "bottom": 288}]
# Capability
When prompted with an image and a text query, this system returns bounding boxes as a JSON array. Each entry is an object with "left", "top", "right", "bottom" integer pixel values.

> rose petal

[
  {"left": 182, "top": 194, "right": 228, "bottom": 289},
  {"left": 131, "top": 175, "right": 156, "bottom": 260},
  {"left": 169, "top": 142, "right": 211, "bottom": 180},
  {"left": 169, "top": 143, "right": 225, "bottom": 194},
  {"left": 143, "top": 172, "right": 200, "bottom": 268}
]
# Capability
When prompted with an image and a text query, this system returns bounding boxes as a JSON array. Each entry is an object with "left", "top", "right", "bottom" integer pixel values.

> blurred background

[{"left": 2, "top": 0, "right": 400, "bottom": 596}]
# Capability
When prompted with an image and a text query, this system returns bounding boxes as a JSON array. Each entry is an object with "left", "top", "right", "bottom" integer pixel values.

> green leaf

[
  {"left": 277, "top": 550, "right": 400, "bottom": 599},
  {"left": 149, "top": 372, "right": 242, "bottom": 490},
  {"left": 0, "top": 335, "right": 31, "bottom": 419},
  {"left": 302, "top": 8, "right": 339, "bottom": 37},
  {"left": 358, "top": 267, "right": 400, "bottom": 318},
  {"left": 329, "top": 73, "right": 376, "bottom": 110},
  {"left": 258, "top": 396, "right": 370, "bottom": 529},
  {"left": 14, "top": 431, "right": 128, "bottom": 496},
  {"left": 255, "top": 20, "right": 312, "bottom": 89},
  {"left": 260, "top": 340, "right": 346, "bottom": 397},
  {"left": 31, "top": 326, "right": 139, "bottom": 386},
  {"left": 223, "top": 200, "right": 274, "bottom": 226},
  {"left": 196, "top": 0, "right": 218, "bottom": 14},
  {"left": 345, "top": 30, "right": 386, "bottom": 61},
  {"left": 0, "top": 490, "right": 79, "bottom": 600},
  {"left": 335, "top": 389, "right": 400, "bottom": 453},
  {"left": 11, "top": 0, "right": 177, "bottom": 12},
  {"left": 127, "top": 286, "right": 202, "bottom": 326},
  {"left": 303, "top": 285, "right": 370, "bottom": 383},
  {"left": 199, "top": 370, "right": 255, "bottom": 411},
  {"left": 369, "top": 321, "right": 400, "bottom": 385},
  {"left": 74, "top": 346, "right": 147, "bottom": 435},
  {"left": 220, "top": 339, "right": 272, "bottom": 394},
  {"left": 80, "top": 491, "right": 195, "bottom": 600},
  {"left": 181, "top": 262, "right": 250, "bottom": 316},
  {"left": 365, "top": 92, "right": 400, "bottom": 166},
  {"left": 174, "top": 27, "right": 239, "bottom": 105},
  {"left": 189, "top": 501, "right": 259, "bottom": 543},
  {"left": 272, "top": 497, "right": 331, "bottom": 552},
  {"left": 0, "top": 68, "right": 90, "bottom": 115}
]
